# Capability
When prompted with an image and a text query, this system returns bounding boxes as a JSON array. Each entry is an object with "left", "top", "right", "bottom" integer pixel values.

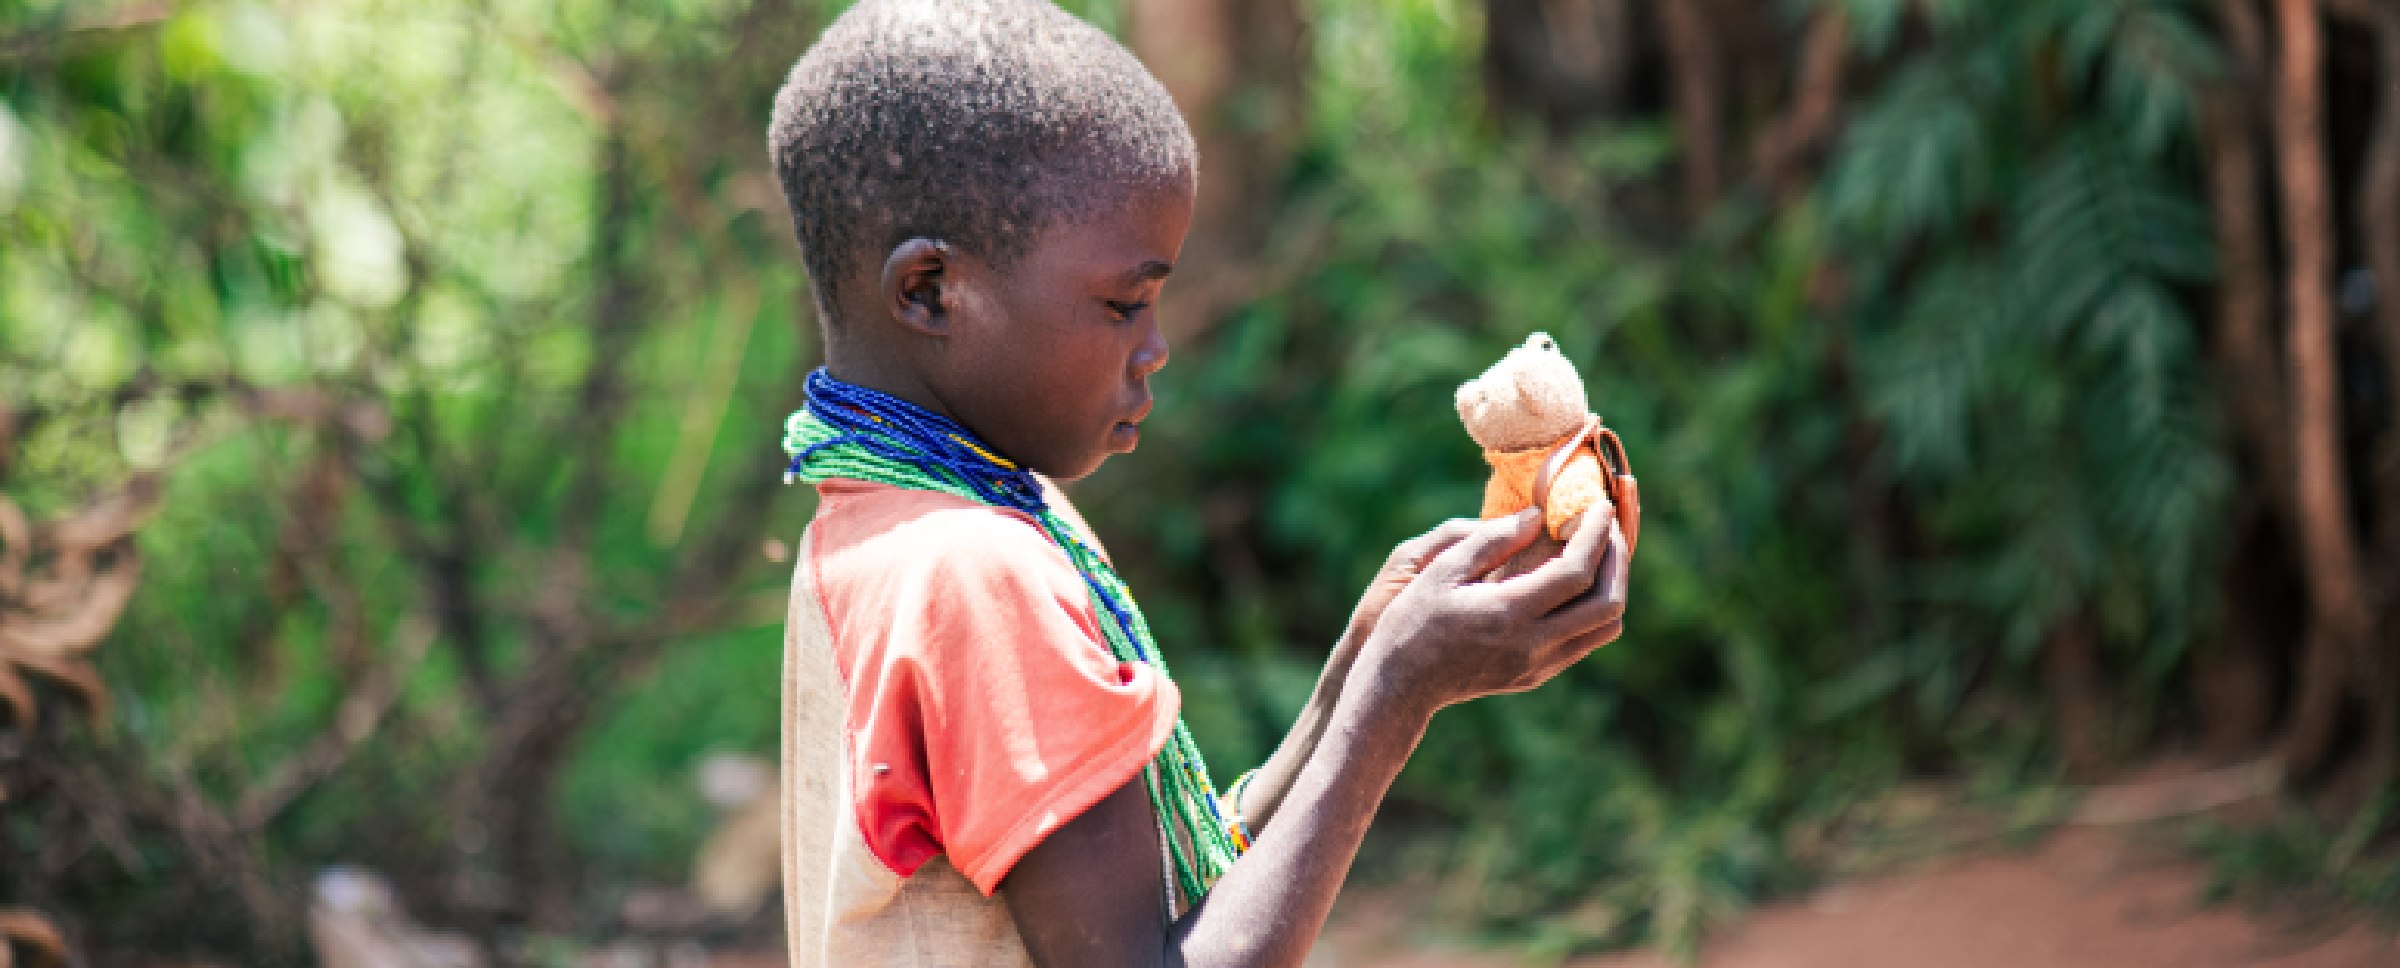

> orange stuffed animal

[{"left": 1455, "top": 332, "right": 1640, "bottom": 551}]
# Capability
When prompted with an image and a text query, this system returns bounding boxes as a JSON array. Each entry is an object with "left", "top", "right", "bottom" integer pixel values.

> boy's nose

[{"left": 1131, "top": 324, "right": 1169, "bottom": 379}]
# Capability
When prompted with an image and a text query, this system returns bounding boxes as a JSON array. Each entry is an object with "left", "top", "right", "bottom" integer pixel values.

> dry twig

[
  {"left": 0, "top": 908, "right": 68, "bottom": 968},
  {"left": 236, "top": 616, "right": 438, "bottom": 830},
  {"left": 0, "top": 480, "right": 158, "bottom": 729}
]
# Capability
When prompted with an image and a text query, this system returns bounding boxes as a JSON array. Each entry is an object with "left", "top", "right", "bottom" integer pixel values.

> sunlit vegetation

[{"left": 2, "top": 0, "right": 2396, "bottom": 962}]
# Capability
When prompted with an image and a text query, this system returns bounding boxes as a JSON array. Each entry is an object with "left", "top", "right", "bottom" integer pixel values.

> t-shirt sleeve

[{"left": 826, "top": 504, "right": 1180, "bottom": 896}]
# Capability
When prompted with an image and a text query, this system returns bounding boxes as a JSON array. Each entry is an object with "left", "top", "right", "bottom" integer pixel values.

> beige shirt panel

[{"left": 781, "top": 523, "right": 1037, "bottom": 967}]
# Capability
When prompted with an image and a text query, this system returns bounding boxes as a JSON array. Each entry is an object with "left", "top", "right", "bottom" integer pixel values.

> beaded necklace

[{"left": 782, "top": 367, "right": 1247, "bottom": 913}]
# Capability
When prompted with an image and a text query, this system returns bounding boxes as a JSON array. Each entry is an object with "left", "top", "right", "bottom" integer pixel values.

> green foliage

[
  {"left": 1082, "top": 0, "right": 2238, "bottom": 953},
  {"left": 561, "top": 625, "right": 783, "bottom": 875},
  {"left": 2190, "top": 794, "right": 2400, "bottom": 922},
  {"left": 3, "top": 0, "right": 820, "bottom": 944},
  {"left": 2, "top": 0, "right": 2263, "bottom": 958}
]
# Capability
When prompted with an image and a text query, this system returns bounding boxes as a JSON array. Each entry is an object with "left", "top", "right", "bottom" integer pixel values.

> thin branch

[
  {"left": 645, "top": 282, "right": 763, "bottom": 547},
  {"left": 235, "top": 615, "right": 437, "bottom": 831},
  {"left": 552, "top": 128, "right": 645, "bottom": 568},
  {"left": 2067, "top": 757, "right": 2282, "bottom": 824},
  {"left": 0, "top": 404, "right": 15, "bottom": 481},
  {"left": 0, "top": 0, "right": 178, "bottom": 61},
  {"left": 473, "top": 7, "right": 619, "bottom": 125},
  {"left": 162, "top": 766, "right": 298, "bottom": 950},
  {"left": 0, "top": 908, "right": 69, "bottom": 968},
  {"left": 72, "top": 1, "right": 179, "bottom": 32}
]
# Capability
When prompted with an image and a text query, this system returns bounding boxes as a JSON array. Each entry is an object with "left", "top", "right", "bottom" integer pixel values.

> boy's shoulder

[{"left": 805, "top": 478, "right": 1103, "bottom": 610}]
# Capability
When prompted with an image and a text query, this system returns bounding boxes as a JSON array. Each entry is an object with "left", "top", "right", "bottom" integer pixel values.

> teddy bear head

[{"left": 1454, "top": 332, "right": 1589, "bottom": 453}]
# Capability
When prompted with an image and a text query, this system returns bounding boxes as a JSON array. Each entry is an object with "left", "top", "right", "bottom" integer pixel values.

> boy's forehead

[{"left": 1018, "top": 182, "right": 1193, "bottom": 277}]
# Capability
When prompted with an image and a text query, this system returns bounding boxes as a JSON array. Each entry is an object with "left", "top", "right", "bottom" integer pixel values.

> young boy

[{"left": 769, "top": 1, "right": 1630, "bottom": 965}]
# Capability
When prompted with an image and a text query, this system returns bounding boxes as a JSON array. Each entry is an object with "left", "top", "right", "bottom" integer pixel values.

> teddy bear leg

[{"left": 1544, "top": 454, "right": 1614, "bottom": 542}]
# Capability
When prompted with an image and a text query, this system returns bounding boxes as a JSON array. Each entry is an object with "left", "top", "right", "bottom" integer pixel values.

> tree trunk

[
  {"left": 2269, "top": 0, "right": 2372, "bottom": 777},
  {"left": 2203, "top": 0, "right": 2290, "bottom": 513},
  {"left": 2327, "top": 0, "right": 2400, "bottom": 802},
  {"left": 2329, "top": 1, "right": 2400, "bottom": 560},
  {"left": 1751, "top": 5, "right": 1848, "bottom": 200},
  {"left": 2045, "top": 618, "right": 2113, "bottom": 778},
  {"left": 1483, "top": 0, "right": 1645, "bottom": 130},
  {"left": 444, "top": 125, "right": 646, "bottom": 935},
  {"left": 1128, "top": 0, "right": 1308, "bottom": 339},
  {"left": 2372, "top": 9, "right": 2400, "bottom": 572},
  {"left": 2195, "top": 507, "right": 2293, "bottom": 755},
  {"left": 1655, "top": 0, "right": 1725, "bottom": 218},
  {"left": 2195, "top": 1, "right": 2298, "bottom": 762}
]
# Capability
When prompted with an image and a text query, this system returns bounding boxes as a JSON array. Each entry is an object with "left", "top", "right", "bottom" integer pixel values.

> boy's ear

[{"left": 880, "top": 237, "right": 950, "bottom": 338}]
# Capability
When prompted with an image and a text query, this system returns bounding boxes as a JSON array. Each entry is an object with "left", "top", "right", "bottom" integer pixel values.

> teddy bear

[{"left": 1455, "top": 332, "right": 1640, "bottom": 552}]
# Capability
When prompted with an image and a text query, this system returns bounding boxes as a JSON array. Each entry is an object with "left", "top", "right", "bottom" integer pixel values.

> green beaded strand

[{"left": 785, "top": 409, "right": 1244, "bottom": 910}]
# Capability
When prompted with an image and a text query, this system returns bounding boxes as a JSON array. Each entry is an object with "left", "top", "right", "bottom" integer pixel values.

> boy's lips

[{"left": 1110, "top": 400, "right": 1151, "bottom": 448}]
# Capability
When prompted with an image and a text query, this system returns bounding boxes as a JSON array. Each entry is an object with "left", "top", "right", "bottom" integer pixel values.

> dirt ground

[
  {"left": 696, "top": 825, "right": 2391, "bottom": 968},
  {"left": 1307, "top": 827, "right": 2398, "bottom": 968}
]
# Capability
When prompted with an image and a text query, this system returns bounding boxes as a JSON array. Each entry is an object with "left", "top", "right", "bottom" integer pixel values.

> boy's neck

[{"left": 821, "top": 345, "right": 965, "bottom": 428}]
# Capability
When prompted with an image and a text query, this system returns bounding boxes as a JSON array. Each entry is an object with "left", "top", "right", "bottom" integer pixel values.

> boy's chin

[{"left": 1040, "top": 454, "right": 1109, "bottom": 483}]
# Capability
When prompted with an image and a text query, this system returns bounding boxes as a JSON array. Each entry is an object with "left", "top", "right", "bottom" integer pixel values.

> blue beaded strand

[
  {"left": 786, "top": 369, "right": 1155, "bottom": 664},
  {"left": 781, "top": 367, "right": 1243, "bottom": 905}
]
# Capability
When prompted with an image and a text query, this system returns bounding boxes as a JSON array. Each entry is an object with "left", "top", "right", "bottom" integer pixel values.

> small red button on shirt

[{"left": 806, "top": 478, "right": 1181, "bottom": 895}]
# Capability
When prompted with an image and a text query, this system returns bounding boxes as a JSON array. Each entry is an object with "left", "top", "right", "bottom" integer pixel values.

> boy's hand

[
  {"left": 1355, "top": 505, "right": 1627, "bottom": 714},
  {"left": 1338, "top": 518, "right": 1480, "bottom": 657},
  {"left": 1350, "top": 502, "right": 1616, "bottom": 649},
  {"left": 1219, "top": 518, "right": 1484, "bottom": 836},
  {"left": 1241, "top": 510, "right": 1620, "bottom": 834},
  {"left": 1005, "top": 508, "right": 1626, "bottom": 968}
]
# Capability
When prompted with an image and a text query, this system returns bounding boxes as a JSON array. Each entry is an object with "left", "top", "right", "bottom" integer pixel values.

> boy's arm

[
  {"left": 1001, "top": 509, "right": 1628, "bottom": 968},
  {"left": 1004, "top": 665, "right": 1434, "bottom": 968},
  {"left": 1229, "top": 519, "right": 1479, "bottom": 834}
]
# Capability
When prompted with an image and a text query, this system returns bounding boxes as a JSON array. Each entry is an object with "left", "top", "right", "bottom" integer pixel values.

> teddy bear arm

[{"left": 1482, "top": 466, "right": 1532, "bottom": 520}]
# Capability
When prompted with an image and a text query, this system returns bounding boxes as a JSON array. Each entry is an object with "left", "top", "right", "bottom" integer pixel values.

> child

[{"left": 768, "top": 1, "right": 1630, "bottom": 964}]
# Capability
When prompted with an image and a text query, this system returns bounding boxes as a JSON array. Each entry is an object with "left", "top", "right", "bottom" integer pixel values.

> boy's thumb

[{"left": 1436, "top": 508, "right": 1542, "bottom": 582}]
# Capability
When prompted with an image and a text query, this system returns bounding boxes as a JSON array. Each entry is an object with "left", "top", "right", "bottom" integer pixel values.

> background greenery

[{"left": 3, "top": 0, "right": 2396, "bottom": 963}]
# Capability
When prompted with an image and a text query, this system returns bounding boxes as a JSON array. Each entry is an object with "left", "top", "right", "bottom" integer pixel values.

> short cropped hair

[{"left": 768, "top": 0, "right": 1197, "bottom": 317}]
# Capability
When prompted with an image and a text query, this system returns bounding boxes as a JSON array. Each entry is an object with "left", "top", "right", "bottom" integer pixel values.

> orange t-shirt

[{"left": 804, "top": 477, "right": 1180, "bottom": 895}]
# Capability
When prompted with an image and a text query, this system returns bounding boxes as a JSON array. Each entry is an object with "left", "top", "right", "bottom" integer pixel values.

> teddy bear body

[{"left": 1455, "top": 332, "right": 1613, "bottom": 542}]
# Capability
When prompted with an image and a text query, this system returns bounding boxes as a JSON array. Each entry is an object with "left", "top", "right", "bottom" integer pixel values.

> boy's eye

[{"left": 1105, "top": 300, "right": 1150, "bottom": 320}]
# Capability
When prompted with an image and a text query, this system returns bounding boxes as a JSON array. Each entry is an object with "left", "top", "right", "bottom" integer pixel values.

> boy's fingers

[
  {"left": 1493, "top": 501, "right": 1615, "bottom": 613},
  {"left": 1430, "top": 508, "right": 1543, "bottom": 583},
  {"left": 1605, "top": 519, "right": 1630, "bottom": 601},
  {"left": 1536, "top": 537, "right": 1625, "bottom": 640},
  {"left": 1395, "top": 518, "right": 1481, "bottom": 571},
  {"left": 1502, "top": 615, "right": 1623, "bottom": 696},
  {"left": 1587, "top": 520, "right": 1628, "bottom": 608},
  {"left": 1539, "top": 524, "right": 1630, "bottom": 665},
  {"left": 1541, "top": 616, "right": 1624, "bottom": 670}
]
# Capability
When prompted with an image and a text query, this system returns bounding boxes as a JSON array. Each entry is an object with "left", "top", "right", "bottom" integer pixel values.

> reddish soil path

[{"left": 1309, "top": 829, "right": 2397, "bottom": 968}]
